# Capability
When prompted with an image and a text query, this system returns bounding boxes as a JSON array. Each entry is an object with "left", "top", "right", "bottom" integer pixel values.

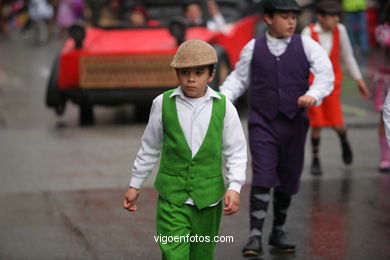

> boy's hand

[
  {"left": 356, "top": 79, "right": 370, "bottom": 99},
  {"left": 297, "top": 95, "right": 316, "bottom": 107},
  {"left": 123, "top": 187, "right": 140, "bottom": 212},
  {"left": 223, "top": 190, "right": 240, "bottom": 215}
]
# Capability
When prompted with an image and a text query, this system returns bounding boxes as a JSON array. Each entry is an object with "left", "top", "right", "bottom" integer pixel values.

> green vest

[
  {"left": 154, "top": 89, "right": 226, "bottom": 210},
  {"left": 342, "top": 0, "right": 366, "bottom": 12}
]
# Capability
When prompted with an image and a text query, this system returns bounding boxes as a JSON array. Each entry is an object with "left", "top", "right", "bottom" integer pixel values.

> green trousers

[{"left": 156, "top": 197, "right": 223, "bottom": 260}]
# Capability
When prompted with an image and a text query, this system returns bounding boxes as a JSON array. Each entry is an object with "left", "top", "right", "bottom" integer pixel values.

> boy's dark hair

[
  {"left": 263, "top": 0, "right": 301, "bottom": 16},
  {"left": 316, "top": 0, "right": 342, "bottom": 15},
  {"left": 208, "top": 64, "right": 215, "bottom": 75},
  {"left": 175, "top": 65, "right": 215, "bottom": 76}
]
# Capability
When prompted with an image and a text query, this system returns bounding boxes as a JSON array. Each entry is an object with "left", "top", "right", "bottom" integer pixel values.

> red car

[{"left": 46, "top": 0, "right": 260, "bottom": 125}]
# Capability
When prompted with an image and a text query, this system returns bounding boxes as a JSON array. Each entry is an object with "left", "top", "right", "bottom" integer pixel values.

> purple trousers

[{"left": 248, "top": 110, "right": 309, "bottom": 195}]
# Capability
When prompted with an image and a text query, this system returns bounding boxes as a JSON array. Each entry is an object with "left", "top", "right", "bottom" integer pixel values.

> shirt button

[{"left": 276, "top": 57, "right": 280, "bottom": 61}]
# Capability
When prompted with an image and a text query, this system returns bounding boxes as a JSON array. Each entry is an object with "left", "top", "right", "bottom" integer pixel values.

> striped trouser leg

[
  {"left": 249, "top": 186, "right": 271, "bottom": 238},
  {"left": 272, "top": 190, "right": 292, "bottom": 231}
]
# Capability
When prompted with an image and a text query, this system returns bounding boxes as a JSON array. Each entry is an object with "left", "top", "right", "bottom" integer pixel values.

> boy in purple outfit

[{"left": 220, "top": 0, "right": 334, "bottom": 256}]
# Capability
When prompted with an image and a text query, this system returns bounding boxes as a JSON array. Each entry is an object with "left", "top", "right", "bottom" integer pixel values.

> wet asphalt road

[{"left": 0, "top": 32, "right": 389, "bottom": 260}]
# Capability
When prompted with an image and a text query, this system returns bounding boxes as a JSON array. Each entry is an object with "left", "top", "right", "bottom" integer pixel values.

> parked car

[{"left": 46, "top": 0, "right": 260, "bottom": 125}]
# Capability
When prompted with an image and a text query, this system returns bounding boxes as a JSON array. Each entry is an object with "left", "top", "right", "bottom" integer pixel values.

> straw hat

[{"left": 170, "top": 40, "right": 217, "bottom": 68}]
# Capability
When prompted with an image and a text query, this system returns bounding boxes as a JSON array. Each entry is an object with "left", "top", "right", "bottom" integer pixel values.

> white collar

[
  {"left": 170, "top": 86, "right": 221, "bottom": 100},
  {"left": 313, "top": 22, "right": 331, "bottom": 33},
  {"left": 266, "top": 31, "right": 292, "bottom": 44}
]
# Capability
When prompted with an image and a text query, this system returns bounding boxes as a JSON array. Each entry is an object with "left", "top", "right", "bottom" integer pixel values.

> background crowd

[{"left": 0, "top": 0, "right": 387, "bottom": 43}]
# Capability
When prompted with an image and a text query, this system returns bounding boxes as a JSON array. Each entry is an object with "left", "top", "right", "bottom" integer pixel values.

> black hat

[
  {"left": 263, "top": 0, "right": 301, "bottom": 14},
  {"left": 316, "top": 0, "right": 342, "bottom": 15}
]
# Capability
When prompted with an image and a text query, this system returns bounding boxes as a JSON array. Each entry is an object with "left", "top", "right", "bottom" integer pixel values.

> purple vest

[{"left": 249, "top": 34, "right": 310, "bottom": 120}]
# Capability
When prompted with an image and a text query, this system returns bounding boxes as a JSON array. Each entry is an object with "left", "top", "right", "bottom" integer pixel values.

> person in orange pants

[{"left": 302, "top": 0, "right": 370, "bottom": 175}]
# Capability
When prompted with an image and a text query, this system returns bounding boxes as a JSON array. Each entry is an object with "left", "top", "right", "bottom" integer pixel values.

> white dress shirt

[
  {"left": 220, "top": 32, "right": 335, "bottom": 105},
  {"left": 130, "top": 86, "right": 247, "bottom": 206},
  {"left": 301, "top": 23, "right": 363, "bottom": 80}
]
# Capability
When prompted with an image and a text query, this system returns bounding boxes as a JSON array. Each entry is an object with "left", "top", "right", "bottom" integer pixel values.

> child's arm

[
  {"left": 383, "top": 93, "right": 390, "bottom": 146},
  {"left": 222, "top": 98, "right": 247, "bottom": 215},
  {"left": 302, "top": 35, "right": 335, "bottom": 106},
  {"left": 339, "top": 24, "right": 370, "bottom": 99},
  {"left": 355, "top": 79, "right": 370, "bottom": 99},
  {"left": 219, "top": 40, "right": 254, "bottom": 102},
  {"left": 123, "top": 95, "right": 164, "bottom": 212}
]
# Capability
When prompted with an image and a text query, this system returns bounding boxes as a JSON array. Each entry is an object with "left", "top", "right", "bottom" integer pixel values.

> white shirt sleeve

[
  {"left": 301, "top": 26, "right": 311, "bottom": 38},
  {"left": 301, "top": 35, "right": 335, "bottom": 105},
  {"left": 222, "top": 98, "right": 247, "bottom": 193},
  {"left": 338, "top": 23, "right": 363, "bottom": 80},
  {"left": 384, "top": 92, "right": 390, "bottom": 146},
  {"left": 129, "top": 95, "right": 163, "bottom": 188},
  {"left": 219, "top": 39, "right": 254, "bottom": 102}
]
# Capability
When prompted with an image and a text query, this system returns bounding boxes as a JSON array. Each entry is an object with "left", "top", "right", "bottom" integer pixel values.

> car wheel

[
  {"left": 46, "top": 55, "right": 66, "bottom": 116},
  {"left": 135, "top": 102, "right": 152, "bottom": 123},
  {"left": 79, "top": 103, "right": 95, "bottom": 126},
  {"left": 209, "top": 44, "right": 231, "bottom": 91}
]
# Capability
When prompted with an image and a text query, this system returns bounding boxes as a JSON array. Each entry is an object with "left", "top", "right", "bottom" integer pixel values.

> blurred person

[
  {"left": 57, "top": 0, "right": 84, "bottom": 29},
  {"left": 220, "top": 0, "right": 334, "bottom": 256},
  {"left": 384, "top": 92, "right": 390, "bottom": 153},
  {"left": 128, "top": 4, "right": 147, "bottom": 27},
  {"left": 302, "top": 0, "right": 370, "bottom": 175},
  {"left": 183, "top": 0, "right": 228, "bottom": 32},
  {"left": 28, "top": 0, "right": 53, "bottom": 43},
  {"left": 72, "top": 0, "right": 84, "bottom": 21},
  {"left": 98, "top": 0, "right": 120, "bottom": 27},
  {"left": 342, "top": 0, "right": 370, "bottom": 53},
  {"left": 374, "top": 3, "right": 390, "bottom": 172},
  {"left": 123, "top": 40, "right": 247, "bottom": 260},
  {"left": 125, "top": 4, "right": 159, "bottom": 27}
]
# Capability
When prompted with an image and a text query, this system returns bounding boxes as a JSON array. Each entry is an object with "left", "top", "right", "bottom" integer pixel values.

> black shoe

[
  {"left": 269, "top": 229, "right": 295, "bottom": 253},
  {"left": 242, "top": 236, "right": 262, "bottom": 257},
  {"left": 310, "top": 157, "right": 322, "bottom": 176},
  {"left": 341, "top": 141, "right": 353, "bottom": 165}
]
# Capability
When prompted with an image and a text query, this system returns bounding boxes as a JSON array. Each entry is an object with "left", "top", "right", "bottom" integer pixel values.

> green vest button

[
  {"left": 190, "top": 175, "right": 194, "bottom": 179},
  {"left": 190, "top": 162, "right": 195, "bottom": 167}
]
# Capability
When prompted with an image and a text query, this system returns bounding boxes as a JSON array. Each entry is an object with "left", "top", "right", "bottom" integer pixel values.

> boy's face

[
  {"left": 176, "top": 66, "right": 215, "bottom": 98},
  {"left": 317, "top": 14, "right": 340, "bottom": 31},
  {"left": 264, "top": 11, "right": 297, "bottom": 38}
]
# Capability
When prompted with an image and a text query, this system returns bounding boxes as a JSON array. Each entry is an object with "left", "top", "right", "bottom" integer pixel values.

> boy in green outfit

[{"left": 123, "top": 40, "right": 247, "bottom": 260}]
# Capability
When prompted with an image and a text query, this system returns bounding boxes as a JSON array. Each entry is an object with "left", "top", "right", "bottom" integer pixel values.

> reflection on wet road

[{"left": 1, "top": 177, "right": 390, "bottom": 259}]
